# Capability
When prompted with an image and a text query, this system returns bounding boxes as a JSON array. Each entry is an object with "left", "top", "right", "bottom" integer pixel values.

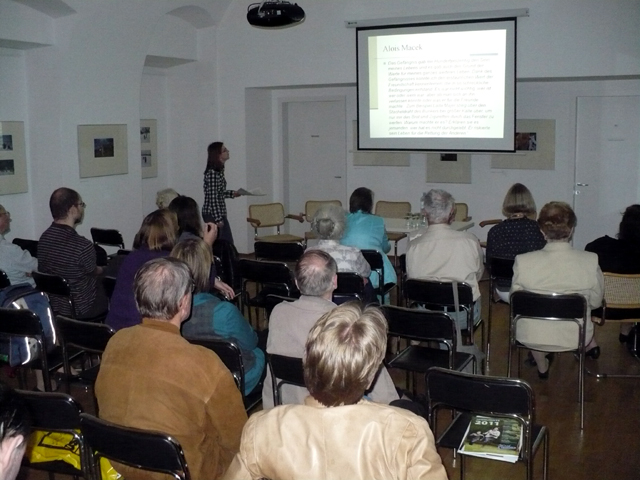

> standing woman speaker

[{"left": 202, "top": 141, "right": 240, "bottom": 244}]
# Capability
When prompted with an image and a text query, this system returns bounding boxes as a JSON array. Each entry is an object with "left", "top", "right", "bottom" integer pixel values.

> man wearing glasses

[
  {"left": 0, "top": 205, "right": 37, "bottom": 286},
  {"left": 38, "top": 187, "right": 108, "bottom": 319}
]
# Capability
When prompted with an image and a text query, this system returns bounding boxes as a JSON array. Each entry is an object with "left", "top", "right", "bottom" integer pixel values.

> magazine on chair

[{"left": 458, "top": 415, "right": 522, "bottom": 463}]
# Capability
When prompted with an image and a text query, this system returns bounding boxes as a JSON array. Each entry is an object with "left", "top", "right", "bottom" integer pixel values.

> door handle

[
  {"left": 576, "top": 183, "right": 589, "bottom": 186},
  {"left": 334, "top": 176, "right": 342, "bottom": 178}
]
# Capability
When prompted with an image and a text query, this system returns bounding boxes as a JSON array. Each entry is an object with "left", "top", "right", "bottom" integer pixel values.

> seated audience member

[
  {"left": 171, "top": 237, "right": 264, "bottom": 395},
  {"left": 406, "top": 189, "right": 484, "bottom": 360},
  {"left": 168, "top": 195, "right": 234, "bottom": 299},
  {"left": 155, "top": 187, "right": 179, "bottom": 209},
  {"left": 341, "top": 187, "right": 397, "bottom": 296},
  {"left": 96, "top": 258, "right": 247, "bottom": 480},
  {"left": 511, "top": 202, "right": 603, "bottom": 378},
  {"left": 263, "top": 250, "right": 398, "bottom": 409},
  {"left": 0, "top": 205, "right": 37, "bottom": 286},
  {"left": 585, "top": 204, "right": 640, "bottom": 342},
  {"left": 223, "top": 303, "right": 447, "bottom": 480},
  {"left": 0, "top": 383, "right": 30, "bottom": 480},
  {"left": 307, "top": 204, "right": 373, "bottom": 301},
  {"left": 106, "top": 209, "right": 179, "bottom": 330},
  {"left": 486, "top": 183, "right": 546, "bottom": 301},
  {"left": 38, "top": 188, "right": 107, "bottom": 318}
]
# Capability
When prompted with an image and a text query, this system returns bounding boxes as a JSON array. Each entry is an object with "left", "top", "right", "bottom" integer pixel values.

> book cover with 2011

[{"left": 458, "top": 415, "right": 522, "bottom": 463}]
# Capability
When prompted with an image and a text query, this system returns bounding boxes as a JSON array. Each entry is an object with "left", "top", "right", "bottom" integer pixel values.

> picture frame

[
  {"left": 78, "top": 124, "right": 128, "bottom": 178},
  {"left": 0, "top": 121, "right": 28, "bottom": 195},
  {"left": 491, "top": 119, "right": 556, "bottom": 170},
  {"left": 140, "top": 119, "right": 158, "bottom": 178}
]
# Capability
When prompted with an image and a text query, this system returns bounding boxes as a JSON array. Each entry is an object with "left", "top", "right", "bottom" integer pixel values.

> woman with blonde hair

[
  {"left": 172, "top": 237, "right": 264, "bottom": 395},
  {"left": 106, "top": 209, "right": 178, "bottom": 330},
  {"left": 511, "top": 202, "right": 604, "bottom": 378},
  {"left": 486, "top": 183, "right": 546, "bottom": 301}
]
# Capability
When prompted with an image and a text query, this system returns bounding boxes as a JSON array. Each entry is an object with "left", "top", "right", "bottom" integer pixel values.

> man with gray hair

[
  {"left": 407, "top": 189, "right": 484, "bottom": 359},
  {"left": 262, "top": 249, "right": 398, "bottom": 408},
  {"left": 95, "top": 257, "right": 247, "bottom": 480}
]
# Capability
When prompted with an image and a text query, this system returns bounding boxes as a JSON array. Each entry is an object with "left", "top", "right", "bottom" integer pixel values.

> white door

[
  {"left": 573, "top": 96, "right": 640, "bottom": 249},
  {"left": 284, "top": 100, "right": 347, "bottom": 239}
]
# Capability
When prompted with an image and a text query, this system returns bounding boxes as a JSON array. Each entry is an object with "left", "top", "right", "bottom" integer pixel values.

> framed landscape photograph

[
  {"left": 0, "top": 121, "right": 28, "bottom": 195},
  {"left": 491, "top": 119, "right": 556, "bottom": 170},
  {"left": 140, "top": 119, "right": 158, "bottom": 178},
  {"left": 78, "top": 124, "right": 128, "bottom": 178}
]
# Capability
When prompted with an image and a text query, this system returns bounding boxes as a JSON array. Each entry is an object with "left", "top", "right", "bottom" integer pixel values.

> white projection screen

[{"left": 357, "top": 18, "right": 516, "bottom": 152}]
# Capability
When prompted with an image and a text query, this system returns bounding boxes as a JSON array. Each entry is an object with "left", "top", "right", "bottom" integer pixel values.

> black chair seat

[
  {"left": 28, "top": 345, "right": 83, "bottom": 374},
  {"left": 388, "top": 346, "right": 474, "bottom": 374},
  {"left": 246, "top": 285, "right": 296, "bottom": 307}
]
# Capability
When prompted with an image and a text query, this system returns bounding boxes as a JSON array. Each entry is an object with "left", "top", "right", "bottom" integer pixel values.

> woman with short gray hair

[{"left": 308, "top": 204, "right": 371, "bottom": 287}]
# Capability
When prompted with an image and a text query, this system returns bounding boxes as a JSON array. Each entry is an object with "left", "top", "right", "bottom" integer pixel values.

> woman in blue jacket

[
  {"left": 171, "top": 237, "right": 264, "bottom": 396},
  {"left": 341, "top": 188, "right": 397, "bottom": 300}
]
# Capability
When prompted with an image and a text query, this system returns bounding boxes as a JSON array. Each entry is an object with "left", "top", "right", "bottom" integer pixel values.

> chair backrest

[
  {"left": 248, "top": 203, "right": 285, "bottom": 228},
  {"left": 602, "top": 272, "right": 640, "bottom": 309},
  {"left": 426, "top": 367, "right": 534, "bottom": 420},
  {"left": 102, "top": 276, "right": 117, "bottom": 300},
  {"left": 213, "top": 240, "right": 242, "bottom": 291},
  {"left": 12, "top": 238, "right": 38, "bottom": 257},
  {"left": 265, "top": 294, "right": 296, "bottom": 321},
  {"left": 374, "top": 201, "right": 412, "bottom": 219},
  {"left": 55, "top": 315, "right": 115, "bottom": 353},
  {"left": 0, "top": 269, "right": 9, "bottom": 289},
  {"left": 305, "top": 200, "right": 342, "bottom": 222},
  {"left": 489, "top": 256, "right": 515, "bottom": 282},
  {"left": 404, "top": 278, "right": 474, "bottom": 309},
  {"left": 254, "top": 241, "right": 304, "bottom": 262},
  {"left": 361, "top": 249, "right": 384, "bottom": 270},
  {"left": 80, "top": 413, "right": 190, "bottom": 480},
  {"left": 32, "top": 271, "right": 75, "bottom": 317},
  {"left": 186, "top": 337, "right": 245, "bottom": 393},
  {"left": 382, "top": 305, "right": 458, "bottom": 347},
  {"left": 335, "top": 272, "right": 365, "bottom": 302},
  {"left": 510, "top": 290, "right": 587, "bottom": 321},
  {"left": 267, "top": 354, "right": 305, "bottom": 406},
  {"left": 94, "top": 244, "right": 109, "bottom": 267},
  {"left": 454, "top": 202, "right": 470, "bottom": 221},
  {"left": 90, "top": 228, "right": 125, "bottom": 249},
  {"left": 239, "top": 259, "right": 294, "bottom": 287}
]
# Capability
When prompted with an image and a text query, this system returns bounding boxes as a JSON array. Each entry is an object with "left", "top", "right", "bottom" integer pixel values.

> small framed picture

[{"left": 78, "top": 124, "right": 128, "bottom": 178}]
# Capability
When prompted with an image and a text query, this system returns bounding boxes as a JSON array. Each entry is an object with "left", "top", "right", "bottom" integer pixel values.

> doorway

[
  {"left": 573, "top": 95, "right": 640, "bottom": 249},
  {"left": 283, "top": 99, "right": 347, "bottom": 239}
]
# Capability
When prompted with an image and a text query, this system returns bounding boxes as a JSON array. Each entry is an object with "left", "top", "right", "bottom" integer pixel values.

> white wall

[{"left": 216, "top": 0, "right": 640, "bottom": 252}]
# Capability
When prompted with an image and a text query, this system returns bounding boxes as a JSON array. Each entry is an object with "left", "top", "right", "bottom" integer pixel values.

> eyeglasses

[
  {"left": 76, "top": 202, "right": 86, "bottom": 208},
  {"left": 0, "top": 211, "right": 9, "bottom": 216}
]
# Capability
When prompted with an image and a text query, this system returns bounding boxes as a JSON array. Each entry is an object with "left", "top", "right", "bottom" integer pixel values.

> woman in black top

[
  {"left": 202, "top": 142, "right": 239, "bottom": 244},
  {"left": 486, "top": 183, "right": 546, "bottom": 301}
]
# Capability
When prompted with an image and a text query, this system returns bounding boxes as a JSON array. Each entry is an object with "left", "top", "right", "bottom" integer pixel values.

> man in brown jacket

[{"left": 95, "top": 257, "right": 247, "bottom": 480}]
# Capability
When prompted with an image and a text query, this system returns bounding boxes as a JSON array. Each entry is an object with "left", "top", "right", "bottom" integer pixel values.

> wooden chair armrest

[
  {"left": 479, "top": 219, "right": 502, "bottom": 228},
  {"left": 247, "top": 217, "right": 261, "bottom": 227},
  {"left": 286, "top": 213, "right": 305, "bottom": 223}
]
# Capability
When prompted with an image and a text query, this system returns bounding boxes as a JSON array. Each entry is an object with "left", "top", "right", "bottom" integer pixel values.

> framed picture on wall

[
  {"left": 491, "top": 119, "right": 556, "bottom": 170},
  {"left": 0, "top": 121, "right": 28, "bottom": 195},
  {"left": 140, "top": 119, "right": 158, "bottom": 178},
  {"left": 78, "top": 124, "right": 128, "bottom": 178}
]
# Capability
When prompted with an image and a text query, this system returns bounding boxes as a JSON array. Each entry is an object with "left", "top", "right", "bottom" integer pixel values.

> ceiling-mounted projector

[{"left": 247, "top": 1, "right": 305, "bottom": 28}]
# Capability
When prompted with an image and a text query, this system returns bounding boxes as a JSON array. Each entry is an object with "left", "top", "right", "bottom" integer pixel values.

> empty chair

[
  {"left": 238, "top": 259, "right": 298, "bottom": 326},
  {"left": 426, "top": 367, "right": 549, "bottom": 480},
  {"left": 247, "top": 203, "right": 304, "bottom": 243},
  {"left": 187, "top": 337, "right": 262, "bottom": 412},
  {"left": 267, "top": 353, "right": 305, "bottom": 406},
  {"left": 12, "top": 237, "right": 38, "bottom": 257},
  {"left": 383, "top": 305, "right": 476, "bottom": 396},
  {"left": 254, "top": 241, "right": 304, "bottom": 263},
  {"left": 54, "top": 315, "right": 115, "bottom": 407},
  {"left": 80, "top": 413, "right": 191, "bottom": 480},
  {"left": 19, "top": 390, "right": 89, "bottom": 479},
  {"left": 508, "top": 291, "right": 588, "bottom": 429},
  {"left": 90, "top": 227, "right": 125, "bottom": 249},
  {"left": 454, "top": 202, "right": 472, "bottom": 222},
  {"left": 334, "top": 272, "right": 366, "bottom": 304},
  {"left": 589, "top": 273, "right": 640, "bottom": 378}
]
